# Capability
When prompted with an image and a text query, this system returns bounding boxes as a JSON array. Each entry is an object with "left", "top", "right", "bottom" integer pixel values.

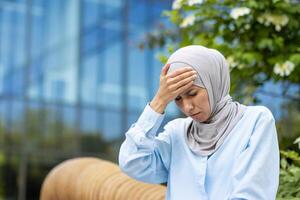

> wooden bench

[{"left": 40, "top": 157, "right": 166, "bottom": 200}]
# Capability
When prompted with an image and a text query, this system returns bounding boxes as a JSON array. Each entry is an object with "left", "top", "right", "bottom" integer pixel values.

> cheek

[
  {"left": 204, "top": 99, "right": 211, "bottom": 116},
  {"left": 195, "top": 95, "right": 210, "bottom": 111}
]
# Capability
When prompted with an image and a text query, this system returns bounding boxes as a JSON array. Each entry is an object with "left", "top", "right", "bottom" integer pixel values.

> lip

[{"left": 190, "top": 112, "right": 201, "bottom": 117}]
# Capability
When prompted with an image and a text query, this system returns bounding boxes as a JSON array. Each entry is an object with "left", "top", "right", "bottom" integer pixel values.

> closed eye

[
  {"left": 175, "top": 96, "right": 181, "bottom": 101},
  {"left": 175, "top": 92, "right": 197, "bottom": 101},
  {"left": 188, "top": 92, "right": 197, "bottom": 96}
]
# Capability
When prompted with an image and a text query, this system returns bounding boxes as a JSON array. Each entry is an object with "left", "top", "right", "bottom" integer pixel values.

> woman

[{"left": 119, "top": 45, "right": 279, "bottom": 200}]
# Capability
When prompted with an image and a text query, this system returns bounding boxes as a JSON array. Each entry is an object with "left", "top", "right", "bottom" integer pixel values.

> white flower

[
  {"left": 187, "top": 0, "right": 204, "bottom": 6},
  {"left": 257, "top": 13, "right": 289, "bottom": 31},
  {"left": 172, "top": 0, "right": 183, "bottom": 10},
  {"left": 273, "top": 60, "right": 295, "bottom": 76},
  {"left": 230, "top": 7, "right": 251, "bottom": 19},
  {"left": 180, "top": 14, "right": 196, "bottom": 28}
]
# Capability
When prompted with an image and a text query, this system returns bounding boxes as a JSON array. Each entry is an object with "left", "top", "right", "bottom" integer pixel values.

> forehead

[{"left": 178, "top": 85, "right": 203, "bottom": 96}]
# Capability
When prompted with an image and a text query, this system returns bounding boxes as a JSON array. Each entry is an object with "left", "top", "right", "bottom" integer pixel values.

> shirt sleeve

[
  {"left": 118, "top": 104, "right": 172, "bottom": 184},
  {"left": 229, "top": 108, "right": 280, "bottom": 200}
]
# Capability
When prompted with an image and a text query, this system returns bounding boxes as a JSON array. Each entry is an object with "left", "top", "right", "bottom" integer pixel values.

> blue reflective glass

[
  {"left": 81, "top": 53, "right": 102, "bottom": 104},
  {"left": 11, "top": 100, "right": 25, "bottom": 134},
  {"left": 80, "top": 108, "right": 98, "bottom": 133},
  {"left": 98, "top": 43, "right": 122, "bottom": 109},
  {"left": 103, "top": 110, "right": 121, "bottom": 141},
  {"left": 29, "top": 0, "right": 79, "bottom": 104}
]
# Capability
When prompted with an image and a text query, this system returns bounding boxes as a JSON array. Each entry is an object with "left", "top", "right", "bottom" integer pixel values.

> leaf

[
  {"left": 289, "top": 54, "right": 300, "bottom": 65},
  {"left": 155, "top": 53, "right": 168, "bottom": 64},
  {"left": 257, "top": 38, "right": 273, "bottom": 50},
  {"left": 281, "top": 158, "right": 288, "bottom": 169}
]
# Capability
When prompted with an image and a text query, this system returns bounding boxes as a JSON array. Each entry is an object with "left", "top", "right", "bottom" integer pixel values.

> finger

[
  {"left": 167, "top": 67, "right": 194, "bottom": 78},
  {"left": 174, "top": 80, "right": 194, "bottom": 95},
  {"left": 170, "top": 74, "right": 197, "bottom": 90},
  {"left": 161, "top": 63, "right": 171, "bottom": 76},
  {"left": 168, "top": 70, "right": 197, "bottom": 85}
]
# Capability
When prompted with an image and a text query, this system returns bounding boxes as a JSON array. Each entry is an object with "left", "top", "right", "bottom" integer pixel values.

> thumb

[{"left": 161, "top": 63, "right": 170, "bottom": 76}]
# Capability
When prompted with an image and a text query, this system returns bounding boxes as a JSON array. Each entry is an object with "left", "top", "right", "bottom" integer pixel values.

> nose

[{"left": 183, "top": 100, "right": 194, "bottom": 115}]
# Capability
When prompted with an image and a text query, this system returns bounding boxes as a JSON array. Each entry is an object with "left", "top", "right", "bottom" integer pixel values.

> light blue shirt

[{"left": 119, "top": 104, "right": 280, "bottom": 200}]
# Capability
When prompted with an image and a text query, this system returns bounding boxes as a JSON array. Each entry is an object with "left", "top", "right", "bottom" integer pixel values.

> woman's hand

[{"left": 150, "top": 64, "right": 197, "bottom": 114}]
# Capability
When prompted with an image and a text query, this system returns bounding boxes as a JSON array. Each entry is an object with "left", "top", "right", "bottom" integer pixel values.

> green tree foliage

[
  {"left": 276, "top": 100, "right": 300, "bottom": 150},
  {"left": 145, "top": 0, "right": 300, "bottom": 103},
  {"left": 278, "top": 140, "right": 300, "bottom": 198},
  {"left": 276, "top": 101, "right": 300, "bottom": 198}
]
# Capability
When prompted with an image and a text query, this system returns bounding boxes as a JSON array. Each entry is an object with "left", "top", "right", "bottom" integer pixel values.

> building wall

[{"left": 0, "top": 0, "right": 175, "bottom": 199}]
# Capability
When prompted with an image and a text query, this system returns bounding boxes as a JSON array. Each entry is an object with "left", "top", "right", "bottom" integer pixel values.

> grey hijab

[{"left": 167, "top": 45, "right": 246, "bottom": 157}]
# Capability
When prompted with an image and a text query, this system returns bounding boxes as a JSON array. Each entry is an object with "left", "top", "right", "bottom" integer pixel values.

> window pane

[
  {"left": 81, "top": 54, "right": 102, "bottom": 105},
  {"left": 29, "top": 0, "right": 79, "bottom": 104},
  {"left": 127, "top": 112, "right": 138, "bottom": 129},
  {"left": 103, "top": 110, "right": 122, "bottom": 141},
  {"left": 127, "top": 1, "right": 148, "bottom": 110},
  {"left": 80, "top": 108, "right": 98, "bottom": 134},
  {"left": 97, "top": 44, "right": 122, "bottom": 109}
]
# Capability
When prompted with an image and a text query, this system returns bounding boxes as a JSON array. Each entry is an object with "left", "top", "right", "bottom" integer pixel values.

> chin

[
  {"left": 195, "top": 119, "right": 207, "bottom": 123},
  {"left": 191, "top": 115, "right": 209, "bottom": 123}
]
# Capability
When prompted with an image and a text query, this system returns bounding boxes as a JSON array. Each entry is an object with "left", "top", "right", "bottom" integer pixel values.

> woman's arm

[
  {"left": 118, "top": 104, "right": 172, "bottom": 184},
  {"left": 119, "top": 64, "right": 196, "bottom": 184},
  {"left": 229, "top": 107, "right": 280, "bottom": 200}
]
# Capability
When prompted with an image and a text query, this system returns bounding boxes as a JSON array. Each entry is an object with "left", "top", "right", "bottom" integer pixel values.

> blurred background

[{"left": 0, "top": 0, "right": 299, "bottom": 199}]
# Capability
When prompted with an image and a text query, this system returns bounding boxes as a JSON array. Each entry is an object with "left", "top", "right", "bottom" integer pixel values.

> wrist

[{"left": 150, "top": 96, "right": 167, "bottom": 114}]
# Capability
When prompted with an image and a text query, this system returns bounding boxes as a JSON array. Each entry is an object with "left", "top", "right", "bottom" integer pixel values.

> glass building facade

[{"left": 0, "top": 0, "right": 174, "bottom": 199}]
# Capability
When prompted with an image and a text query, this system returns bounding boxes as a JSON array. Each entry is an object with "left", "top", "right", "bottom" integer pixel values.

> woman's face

[{"left": 175, "top": 85, "right": 211, "bottom": 122}]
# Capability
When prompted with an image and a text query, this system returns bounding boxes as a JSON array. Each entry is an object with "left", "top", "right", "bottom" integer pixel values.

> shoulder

[
  {"left": 244, "top": 105, "right": 275, "bottom": 122},
  {"left": 164, "top": 117, "right": 192, "bottom": 137},
  {"left": 243, "top": 106, "right": 277, "bottom": 140}
]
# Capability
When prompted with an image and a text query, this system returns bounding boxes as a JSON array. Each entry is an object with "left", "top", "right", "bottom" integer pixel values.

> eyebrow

[
  {"left": 185, "top": 89, "right": 194, "bottom": 94},
  {"left": 177, "top": 89, "right": 196, "bottom": 97}
]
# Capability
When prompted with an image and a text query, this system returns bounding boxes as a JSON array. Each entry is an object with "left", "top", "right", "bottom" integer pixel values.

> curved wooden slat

[{"left": 40, "top": 157, "right": 166, "bottom": 200}]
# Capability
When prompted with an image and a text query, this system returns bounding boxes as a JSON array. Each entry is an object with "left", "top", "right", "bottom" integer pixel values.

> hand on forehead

[
  {"left": 167, "top": 66, "right": 195, "bottom": 78},
  {"left": 168, "top": 63, "right": 205, "bottom": 89},
  {"left": 167, "top": 63, "right": 193, "bottom": 76}
]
